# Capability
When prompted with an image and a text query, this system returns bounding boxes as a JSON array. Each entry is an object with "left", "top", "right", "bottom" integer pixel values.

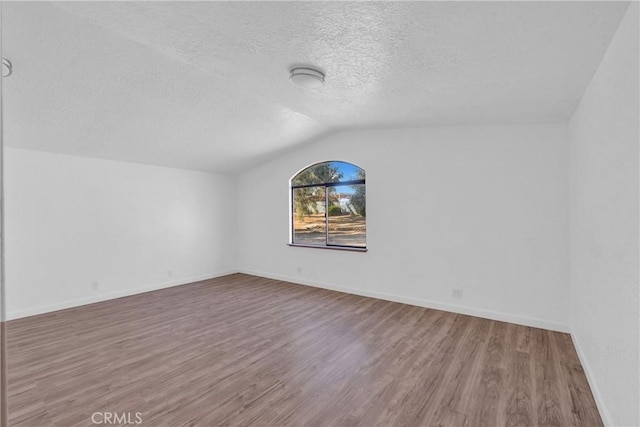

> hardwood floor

[{"left": 6, "top": 274, "right": 601, "bottom": 426}]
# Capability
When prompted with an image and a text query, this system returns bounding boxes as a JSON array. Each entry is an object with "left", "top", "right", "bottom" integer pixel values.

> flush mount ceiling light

[
  {"left": 2, "top": 57, "right": 12, "bottom": 78},
  {"left": 289, "top": 67, "right": 325, "bottom": 89}
]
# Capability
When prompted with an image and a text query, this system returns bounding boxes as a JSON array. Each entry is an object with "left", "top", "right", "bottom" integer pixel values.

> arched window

[{"left": 290, "top": 161, "right": 366, "bottom": 250}]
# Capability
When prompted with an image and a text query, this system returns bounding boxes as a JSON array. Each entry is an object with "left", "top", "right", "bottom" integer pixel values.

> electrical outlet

[
  {"left": 167, "top": 270, "right": 173, "bottom": 278},
  {"left": 91, "top": 281, "right": 99, "bottom": 291},
  {"left": 452, "top": 289, "right": 463, "bottom": 299},
  {"left": 296, "top": 267, "right": 302, "bottom": 275}
]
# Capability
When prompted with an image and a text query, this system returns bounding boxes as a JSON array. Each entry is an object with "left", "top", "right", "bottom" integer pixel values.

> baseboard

[
  {"left": 570, "top": 331, "right": 612, "bottom": 426},
  {"left": 9, "top": 269, "right": 571, "bottom": 332},
  {"left": 6, "top": 270, "right": 238, "bottom": 321},
  {"left": 238, "top": 269, "right": 570, "bottom": 333}
]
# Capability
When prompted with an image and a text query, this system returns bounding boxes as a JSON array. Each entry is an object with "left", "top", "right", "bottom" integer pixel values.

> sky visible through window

[
  {"left": 329, "top": 161, "right": 363, "bottom": 194},
  {"left": 291, "top": 161, "right": 364, "bottom": 191},
  {"left": 334, "top": 161, "right": 362, "bottom": 181}
]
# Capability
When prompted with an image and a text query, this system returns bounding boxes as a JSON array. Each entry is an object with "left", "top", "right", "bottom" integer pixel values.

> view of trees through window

[{"left": 291, "top": 161, "right": 366, "bottom": 248}]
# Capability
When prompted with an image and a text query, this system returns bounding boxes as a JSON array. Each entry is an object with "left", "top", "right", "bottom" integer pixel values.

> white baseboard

[
  {"left": 8, "top": 268, "right": 571, "bottom": 333},
  {"left": 6, "top": 270, "right": 237, "bottom": 321},
  {"left": 570, "top": 332, "right": 611, "bottom": 426},
  {"left": 238, "top": 269, "right": 570, "bottom": 333}
]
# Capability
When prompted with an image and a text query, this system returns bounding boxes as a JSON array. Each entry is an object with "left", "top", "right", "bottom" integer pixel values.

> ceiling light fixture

[
  {"left": 289, "top": 67, "right": 324, "bottom": 89},
  {"left": 2, "top": 57, "right": 12, "bottom": 78}
]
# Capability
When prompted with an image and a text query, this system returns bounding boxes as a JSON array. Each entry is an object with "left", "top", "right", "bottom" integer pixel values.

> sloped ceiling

[{"left": 2, "top": 1, "right": 630, "bottom": 173}]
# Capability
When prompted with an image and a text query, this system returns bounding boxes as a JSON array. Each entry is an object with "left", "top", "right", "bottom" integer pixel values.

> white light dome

[{"left": 289, "top": 67, "right": 325, "bottom": 89}]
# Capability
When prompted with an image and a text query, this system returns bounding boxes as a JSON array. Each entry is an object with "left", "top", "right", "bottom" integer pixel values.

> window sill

[{"left": 287, "top": 243, "right": 368, "bottom": 253}]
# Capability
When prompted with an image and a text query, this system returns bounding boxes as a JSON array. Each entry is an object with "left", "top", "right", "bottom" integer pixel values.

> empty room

[{"left": 0, "top": 1, "right": 638, "bottom": 426}]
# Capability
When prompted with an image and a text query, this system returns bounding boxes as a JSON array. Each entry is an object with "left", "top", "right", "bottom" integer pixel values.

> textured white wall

[
  {"left": 237, "top": 124, "right": 570, "bottom": 331},
  {"left": 568, "top": 3, "right": 639, "bottom": 426},
  {"left": 5, "top": 148, "right": 237, "bottom": 319}
]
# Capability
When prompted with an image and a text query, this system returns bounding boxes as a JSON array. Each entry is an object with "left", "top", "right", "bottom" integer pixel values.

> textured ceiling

[{"left": 2, "top": 1, "right": 630, "bottom": 173}]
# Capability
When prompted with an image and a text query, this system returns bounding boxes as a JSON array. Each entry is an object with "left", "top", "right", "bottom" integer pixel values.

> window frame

[{"left": 289, "top": 162, "right": 367, "bottom": 251}]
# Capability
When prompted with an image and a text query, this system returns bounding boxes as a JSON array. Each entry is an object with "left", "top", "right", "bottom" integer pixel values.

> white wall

[
  {"left": 568, "top": 3, "right": 639, "bottom": 426},
  {"left": 237, "top": 124, "right": 570, "bottom": 331},
  {"left": 5, "top": 148, "right": 237, "bottom": 319}
]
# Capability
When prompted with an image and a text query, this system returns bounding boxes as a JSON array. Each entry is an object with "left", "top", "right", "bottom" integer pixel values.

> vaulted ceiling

[{"left": 2, "top": 2, "right": 630, "bottom": 173}]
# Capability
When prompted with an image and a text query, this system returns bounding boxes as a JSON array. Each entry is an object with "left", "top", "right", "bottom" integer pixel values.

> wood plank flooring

[{"left": 6, "top": 274, "right": 601, "bottom": 426}]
